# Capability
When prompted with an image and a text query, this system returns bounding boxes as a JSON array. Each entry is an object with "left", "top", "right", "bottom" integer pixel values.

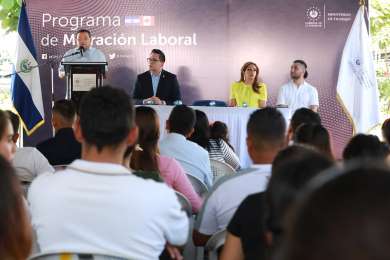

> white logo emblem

[{"left": 306, "top": 6, "right": 321, "bottom": 22}]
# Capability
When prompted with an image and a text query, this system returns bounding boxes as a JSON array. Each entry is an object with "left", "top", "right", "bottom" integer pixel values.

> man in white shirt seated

[
  {"left": 28, "top": 86, "right": 188, "bottom": 259},
  {"left": 160, "top": 105, "right": 213, "bottom": 188},
  {"left": 193, "top": 107, "right": 287, "bottom": 246},
  {"left": 6, "top": 111, "right": 54, "bottom": 182},
  {"left": 277, "top": 60, "right": 319, "bottom": 114}
]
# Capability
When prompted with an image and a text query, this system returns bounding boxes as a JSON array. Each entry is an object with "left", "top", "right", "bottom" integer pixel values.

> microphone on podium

[{"left": 79, "top": 46, "right": 84, "bottom": 57}]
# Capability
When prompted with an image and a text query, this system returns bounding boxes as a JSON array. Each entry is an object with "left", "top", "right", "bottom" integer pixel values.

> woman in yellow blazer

[{"left": 229, "top": 61, "right": 267, "bottom": 108}]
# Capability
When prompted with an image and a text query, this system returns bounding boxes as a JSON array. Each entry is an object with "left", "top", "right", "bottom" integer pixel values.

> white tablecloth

[{"left": 150, "top": 106, "right": 290, "bottom": 168}]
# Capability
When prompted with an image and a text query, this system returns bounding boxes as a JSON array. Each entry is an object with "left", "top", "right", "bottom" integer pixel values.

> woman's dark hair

[
  {"left": 381, "top": 118, "right": 390, "bottom": 145},
  {"left": 130, "top": 106, "right": 160, "bottom": 172},
  {"left": 294, "top": 124, "right": 333, "bottom": 160},
  {"left": 0, "top": 110, "right": 10, "bottom": 138},
  {"left": 343, "top": 134, "right": 389, "bottom": 161},
  {"left": 239, "top": 61, "right": 262, "bottom": 94},
  {"left": 0, "top": 156, "right": 32, "bottom": 259},
  {"left": 188, "top": 110, "right": 210, "bottom": 149},
  {"left": 266, "top": 145, "right": 333, "bottom": 249},
  {"left": 210, "top": 121, "right": 234, "bottom": 151}
]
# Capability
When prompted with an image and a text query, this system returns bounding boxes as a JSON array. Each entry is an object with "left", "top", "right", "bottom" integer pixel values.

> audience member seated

[
  {"left": 130, "top": 106, "right": 202, "bottom": 213},
  {"left": 0, "top": 155, "right": 32, "bottom": 260},
  {"left": 381, "top": 118, "right": 390, "bottom": 146},
  {"left": 264, "top": 145, "right": 334, "bottom": 256},
  {"left": 36, "top": 100, "right": 81, "bottom": 165},
  {"left": 7, "top": 111, "right": 54, "bottom": 182},
  {"left": 210, "top": 121, "right": 235, "bottom": 151},
  {"left": 288, "top": 107, "right": 321, "bottom": 142},
  {"left": 342, "top": 134, "right": 389, "bottom": 162},
  {"left": 293, "top": 123, "right": 334, "bottom": 160},
  {"left": 189, "top": 110, "right": 240, "bottom": 170},
  {"left": 160, "top": 105, "right": 213, "bottom": 188},
  {"left": 220, "top": 145, "right": 333, "bottom": 260},
  {"left": 0, "top": 110, "right": 16, "bottom": 162},
  {"left": 279, "top": 162, "right": 390, "bottom": 260},
  {"left": 193, "top": 107, "right": 286, "bottom": 246},
  {"left": 28, "top": 86, "right": 188, "bottom": 259}
]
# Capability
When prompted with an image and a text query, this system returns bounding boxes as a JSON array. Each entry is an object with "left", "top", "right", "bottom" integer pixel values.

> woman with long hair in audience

[
  {"left": 0, "top": 110, "right": 16, "bottom": 162},
  {"left": 189, "top": 110, "right": 240, "bottom": 170},
  {"left": 229, "top": 61, "right": 267, "bottom": 108},
  {"left": 210, "top": 121, "right": 235, "bottom": 151},
  {"left": 130, "top": 106, "right": 202, "bottom": 212},
  {"left": 293, "top": 123, "right": 334, "bottom": 160}
]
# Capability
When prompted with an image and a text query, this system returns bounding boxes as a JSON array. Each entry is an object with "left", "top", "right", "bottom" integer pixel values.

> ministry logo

[{"left": 305, "top": 5, "right": 323, "bottom": 28}]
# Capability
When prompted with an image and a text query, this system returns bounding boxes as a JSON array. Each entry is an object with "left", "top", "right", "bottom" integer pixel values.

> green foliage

[
  {"left": 370, "top": 0, "right": 390, "bottom": 50},
  {"left": 0, "top": 0, "right": 21, "bottom": 32}
]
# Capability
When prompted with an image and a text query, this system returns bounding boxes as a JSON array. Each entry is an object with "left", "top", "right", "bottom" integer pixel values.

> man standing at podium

[
  {"left": 58, "top": 29, "right": 107, "bottom": 106},
  {"left": 58, "top": 29, "right": 106, "bottom": 78},
  {"left": 133, "top": 49, "right": 182, "bottom": 105}
]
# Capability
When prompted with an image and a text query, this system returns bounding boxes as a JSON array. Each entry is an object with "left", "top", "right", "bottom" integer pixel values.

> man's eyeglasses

[{"left": 147, "top": 58, "right": 160, "bottom": 63}]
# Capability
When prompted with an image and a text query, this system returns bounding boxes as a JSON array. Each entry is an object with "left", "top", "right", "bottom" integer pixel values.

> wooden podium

[{"left": 61, "top": 61, "right": 107, "bottom": 105}]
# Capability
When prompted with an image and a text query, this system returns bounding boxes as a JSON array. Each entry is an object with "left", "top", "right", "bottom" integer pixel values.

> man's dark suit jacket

[
  {"left": 133, "top": 70, "right": 181, "bottom": 105},
  {"left": 36, "top": 128, "right": 81, "bottom": 166}
]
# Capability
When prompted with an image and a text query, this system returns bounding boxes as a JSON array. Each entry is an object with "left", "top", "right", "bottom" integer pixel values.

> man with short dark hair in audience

[
  {"left": 160, "top": 105, "right": 213, "bottom": 187},
  {"left": 220, "top": 145, "right": 334, "bottom": 260},
  {"left": 288, "top": 107, "right": 321, "bottom": 142},
  {"left": 36, "top": 100, "right": 81, "bottom": 165},
  {"left": 28, "top": 86, "right": 188, "bottom": 259},
  {"left": 7, "top": 111, "right": 54, "bottom": 182},
  {"left": 193, "top": 107, "right": 286, "bottom": 246}
]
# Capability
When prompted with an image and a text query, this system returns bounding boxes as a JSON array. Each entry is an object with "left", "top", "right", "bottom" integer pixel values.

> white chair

[
  {"left": 175, "top": 191, "right": 193, "bottom": 216},
  {"left": 29, "top": 252, "right": 127, "bottom": 260},
  {"left": 210, "top": 159, "right": 236, "bottom": 182},
  {"left": 15, "top": 166, "right": 34, "bottom": 197},
  {"left": 186, "top": 174, "right": 208, "bottom": 198},
  {"left": 205, "top": 229, "right": 227, "bottom": 260}
]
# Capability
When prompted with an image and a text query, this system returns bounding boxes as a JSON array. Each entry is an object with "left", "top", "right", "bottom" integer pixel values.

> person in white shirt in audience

[
  {"left": 28, "top": 86, "right": 188, "bottom": 260},
  {"left": 160, "top": 105, "right": 213, "bottom": 188},
  {"left": 6, "top": 111, "right": 54, "bottom": 183},
  {"left": 277, "top": 60, "right": 319, "bottom": 114},
  {"left": 193, "top": 107, "right": 287, "bottom": 246}
]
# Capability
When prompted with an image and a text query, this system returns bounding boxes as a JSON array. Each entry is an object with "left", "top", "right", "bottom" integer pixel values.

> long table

[{"left": 150, "top": 106, "right": 290, "bottom": 169}]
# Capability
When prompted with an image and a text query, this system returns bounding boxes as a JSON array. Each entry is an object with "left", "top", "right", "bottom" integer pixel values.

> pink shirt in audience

[{"left": 158, "top": 155, "right": 202, "bottom": 213}]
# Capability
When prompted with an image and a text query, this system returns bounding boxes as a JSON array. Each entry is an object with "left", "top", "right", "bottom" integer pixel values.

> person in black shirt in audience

[
  {"left": 279, "top": 162, "right": 390, "bottom": 260},
  {"left": 36, "top": 100, "right": 81, "bottom": 165},
  {"left": 342, "top": 134, "right": 389, "bottom": 162},
  {"left": 221, "top": 145, "right": 333, "bottom": 260}
]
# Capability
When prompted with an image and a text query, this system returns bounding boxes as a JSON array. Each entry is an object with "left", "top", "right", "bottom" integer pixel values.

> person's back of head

[
  {"left": 289, "top": 108, "right": 321, "bottom": 140},
  {"left": 210, "top": 121, "right": 228, "bottom": 140},
  {"left": 342, "top": 134, "right": 388, "bottom": 161},
  {"left": 0, "top": 155, "right": 32, "bottom": 260},
  {"left": 77, "top": 86, "right": 135, "bottom": 152},
  {"left": 246, "top": 107, "right": 286, "bottom": 162},
  {"left": 167, "top": 105, "right": 196, "bottom": 137},
  {"left": 188, "top": 110, "right": 210, "bottom": 149},
  {"left": 52, "top": 99, "right": 77, "bottom": 131},
  {"left": 382, "top": 118, "right": 390, "bottom": 145},
  {"left": 279, "top": 162, "right": 390, "bottom": 260},
  {"left": 266, "top": 145, "right": 334, "bottom": 249},
  {"left": 5, "top": 111, "right": 20, "bottom": 142},
  {"left": 130, "top": 106, "right": 159, "bottom": 171},
  {"left": 294, "top": 123, "right": 333, "bottom": 160}
]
